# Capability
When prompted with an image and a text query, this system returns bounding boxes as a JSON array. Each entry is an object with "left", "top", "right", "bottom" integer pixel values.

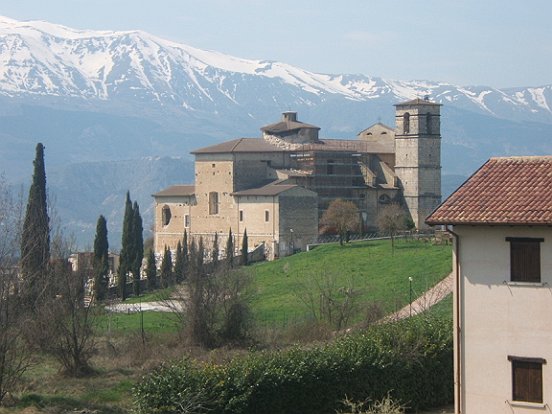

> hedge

[{"left": 133, "top": 316, "right": 453, "bottom": 413}]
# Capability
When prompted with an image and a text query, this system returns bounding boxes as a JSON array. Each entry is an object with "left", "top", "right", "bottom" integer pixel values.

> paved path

[
  {"left": 385, "top": 272, "right": 453, "bottom": 321},
  {"left": 106, "top": 300, "right": 185, "bottom": 313}
]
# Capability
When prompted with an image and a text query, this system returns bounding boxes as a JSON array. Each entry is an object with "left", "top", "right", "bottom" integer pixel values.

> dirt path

[{"left": 385, "top": 272, "right": 453, "bottom": 321}]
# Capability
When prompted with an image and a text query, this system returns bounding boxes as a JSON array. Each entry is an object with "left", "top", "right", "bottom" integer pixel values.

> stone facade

[
  {"left": 153, "top": 99, "right": 442, "bottom": 259},
  {"left": 394, "top": 99, "right": 442, "bottom": 229}
]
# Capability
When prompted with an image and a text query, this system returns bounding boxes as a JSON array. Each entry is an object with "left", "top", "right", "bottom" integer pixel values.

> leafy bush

[
  {"left": 338, "top": 394, "right": 406, "bottom": 414},
  {"left": 133, "top": 316, "right": 453, "bottom": 414}
]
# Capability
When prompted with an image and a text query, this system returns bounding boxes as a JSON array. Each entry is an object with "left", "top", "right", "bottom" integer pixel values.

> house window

[
  {"left": 209, "top": 192, "right": 219, "bottom": 215},
  {"left": 265, "top": 210, "right": 270, "bottom": 222},
  {"left": 184, "top": 214, "right": 190, "bottom": 227},
  {"left": 327, "top": 159, "right": 335, "bottom": 175},
  {"left": 506, "top": 237, "right": 543, "bottom": 282},
  {"left": 161, "top": 205, "right": 171, "bottom": 226},
  {"left": 403, "top": 112, "right": 410, "bottom": 134},
  {"left": 239, "top": 210, "right": 244, "bottom": 222},
  {"left": 509, "top": 356, "right": 546, "bottom": 403}
]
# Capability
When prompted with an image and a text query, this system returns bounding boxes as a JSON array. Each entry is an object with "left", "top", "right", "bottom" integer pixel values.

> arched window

[
  {"left": 162, "top": 205, "right": 171, "bottom": 226},
  {"left": 426, "top": 112, "right": 432, "bottom": 134},
  {"left": 403, "top": 113, "right": 410, "bottom": 134}
]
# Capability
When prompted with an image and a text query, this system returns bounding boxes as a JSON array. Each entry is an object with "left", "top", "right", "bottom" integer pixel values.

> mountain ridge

[{"left": 1, "top": 15, "right": 551, "bottom": 124}]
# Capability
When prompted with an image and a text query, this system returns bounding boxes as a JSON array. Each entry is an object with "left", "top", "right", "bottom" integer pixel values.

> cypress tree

[
  {"left": 182, "top": 230, "right": 189, "bottom": 281},
  {"left": 93, "top": 215, "right": 109, "bottom": 301},
  {"left": 118, "top": 192, "right": 133, "bottom": 300},
  {"left": 197, "top": 237, "right": 205, "bottom": 275},
  {"left": 211, "top": 233, "right": 219, "bottom": 270},
  {"left": 131, "top": 201, "right": 144, "bottom": 296},
  {"left": 146, "top": 250, "right": 157, "bottom": 290},
  {"left": 174, "top": 240, "right": 184, "bottom": 283},
  {"left": 226, "top": 228, "right": 234, "bottom": 269},
  {"left": 241, "top": 228, "right": 249, "bottom": 266},
  {"left": 20, "top": 143, "right": 50, "bottom": 304},
  {"left": 160, "top": 246, "right": 172, "bottom": 288}
]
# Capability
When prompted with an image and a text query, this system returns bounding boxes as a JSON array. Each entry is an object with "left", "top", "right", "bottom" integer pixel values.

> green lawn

[
  {"left": 96, "top": 239, "right": 451, "bottom": 334},
  {"left": 248, "top": 238, "right": 452, "bottom": 325},
  {"left": 123, "top": 286, "right": 174, "bottom": 304},
  {"left": 95, "top": 310, "right": 179, "bottom": 335}
]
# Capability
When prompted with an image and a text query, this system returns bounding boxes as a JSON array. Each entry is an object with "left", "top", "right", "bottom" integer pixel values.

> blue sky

[{"left": 1, "top": 0, "right": 551, "bottom": 88}]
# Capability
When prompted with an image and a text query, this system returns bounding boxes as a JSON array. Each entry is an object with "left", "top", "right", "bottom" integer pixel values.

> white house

[{"left": 426, "top": 156, "right": 552, "bottom": 414}]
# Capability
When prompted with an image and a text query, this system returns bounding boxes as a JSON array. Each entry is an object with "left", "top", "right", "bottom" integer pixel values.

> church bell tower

[{"left": 394, "top": 98, "right": 442, "bottom": 229}]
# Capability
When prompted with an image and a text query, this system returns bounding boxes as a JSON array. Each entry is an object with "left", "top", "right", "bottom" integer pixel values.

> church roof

[
  {"left": 192, "top": 138, "right": 283, "bottom": 154},
  {"left": 357, "top": 122, "right": 394, "bottom": 136},
  {"left": 232, "top": 183, "right": 303, "bottom": 197},
  {"left": 426, "top": 156, "right": 552, "bottom": 226},
  {"left": 153, "top": 185, "right": 195, "bottom": 197},
  {"left": 192, "top": 137, "right": 394, "bottom": 155},
  {"left": 395, "top": 98, "right": 441, "bottom": 106},
  {"left": 261, "top": 119, "right": 320, "bottom": 134}
]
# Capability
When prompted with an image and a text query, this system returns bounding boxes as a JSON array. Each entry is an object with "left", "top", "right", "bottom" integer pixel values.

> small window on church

[
  {"left": 366, "top": 132, "right": 373, "bottom": 135},
  {"left": 162, "top": 205, "right": 171, "bottom": 226},
  {"left": 239, "top": 210, "right": 244, "bottom": 222},
  {"left": 381, "top": 131, "right": 387, "bottom": 135},
  {"left": 403, "top": 112, "right": 410, "bottom": 134},
  {"left": 184, "top": 215, "right": 190, "bottom": 227},
  {"left": 327, "top": 159, "right": 335, "bottom": 175},
  {"left": 265, "top": 210, "right": 270, "bottom": 222},
  {"left": 379, "top": 194, "right": 391, "bottom": 204},
  {"left": 426, "top": 112, "right": 432, "bottom": 134}
]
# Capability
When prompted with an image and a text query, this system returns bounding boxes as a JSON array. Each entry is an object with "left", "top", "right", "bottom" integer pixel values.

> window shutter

[
  {"left": 508, "top": 238, "right": 542, "bottom": 282},
  {"left": 512, "top": 360, "right": 543, "bottom": 403}
]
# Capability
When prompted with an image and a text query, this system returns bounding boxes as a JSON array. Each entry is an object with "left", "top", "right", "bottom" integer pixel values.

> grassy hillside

[{"left": 249, "top": 238, "right": 452, "bottom": 326}]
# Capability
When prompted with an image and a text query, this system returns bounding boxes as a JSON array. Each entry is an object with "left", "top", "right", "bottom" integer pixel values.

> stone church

[{"left": 153, "top": 98, "right": 441, "bottom": 259}]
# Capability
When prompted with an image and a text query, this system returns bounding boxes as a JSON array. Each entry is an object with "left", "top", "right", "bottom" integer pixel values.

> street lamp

[
  {"left": 408, "top": 276, "right": 413, "bottom": 317},
  {"left": 289, "top": 228, "right": 294, "bottom": 254}
]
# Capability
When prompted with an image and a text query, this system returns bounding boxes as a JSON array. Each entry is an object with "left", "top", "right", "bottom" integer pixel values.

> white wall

[{"left": 456, "top": 225, "right": 552, "bottom": 413}]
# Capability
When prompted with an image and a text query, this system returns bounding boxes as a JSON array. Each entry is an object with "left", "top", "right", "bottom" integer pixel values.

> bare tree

[
  {"left": 31, "top": 233, "right": 97, "bottom": 377},
  {"left": 0, "top": 176, "right": 30, "bottom": 403},
  {"left": 320, "top": 199, "right": 361, "bottom": 246},
  {"left": 295, "top": 269, "right": 361, "bottom": 331},
  {"left": 377, "top": 203, "right": 407, "bottom": 255},
  {"left": 164, "top": 238, "right": 255, "bottom": 347}
]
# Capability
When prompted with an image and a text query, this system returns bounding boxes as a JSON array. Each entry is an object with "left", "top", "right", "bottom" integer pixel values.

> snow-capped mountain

[
  {"left": 1, "top": 15, "right": 551, "bottom": 123},
  {"left": 0, "top": 15, "right": 550, "bottom": 248}
]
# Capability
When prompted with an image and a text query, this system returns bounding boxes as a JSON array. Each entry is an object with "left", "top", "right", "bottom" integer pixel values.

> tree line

[{"left": 0, "top": 142, "right": 253, "bottom": 403}]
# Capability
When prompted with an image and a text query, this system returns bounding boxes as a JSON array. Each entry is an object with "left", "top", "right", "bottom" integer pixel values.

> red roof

[{"left": 426, "top": 156, "right": 552, "bottom": 226}]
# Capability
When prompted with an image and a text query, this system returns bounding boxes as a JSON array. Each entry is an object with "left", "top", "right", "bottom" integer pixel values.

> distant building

[
  {"left": 427, "top": 156, "right": 552, "bottom": 413},
  {"left": 154, "top": 99, "right": 442, "bottom": 259},
  {"left": 69, "top": 252, "right": 120, "bottom": 287}
]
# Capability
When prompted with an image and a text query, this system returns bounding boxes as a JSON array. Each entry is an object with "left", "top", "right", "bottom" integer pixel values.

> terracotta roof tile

[{"left": 426, "top": 156, "right": 552, "bottom": 226}]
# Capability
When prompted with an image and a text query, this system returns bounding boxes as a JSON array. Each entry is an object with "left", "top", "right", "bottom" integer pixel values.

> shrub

[{"left": 133, "top": 316, "right": 453, "bottom": 414}]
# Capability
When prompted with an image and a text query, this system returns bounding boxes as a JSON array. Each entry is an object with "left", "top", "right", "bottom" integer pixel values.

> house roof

[
  {"left": 153, "top": 185, "right": 195, "bottom": 197},
  {"left": 232, "top": 183, "right": 302, "bottom": 197},
  {"left": 426, "top": 156, "right": 552, "bottom": 226}
]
